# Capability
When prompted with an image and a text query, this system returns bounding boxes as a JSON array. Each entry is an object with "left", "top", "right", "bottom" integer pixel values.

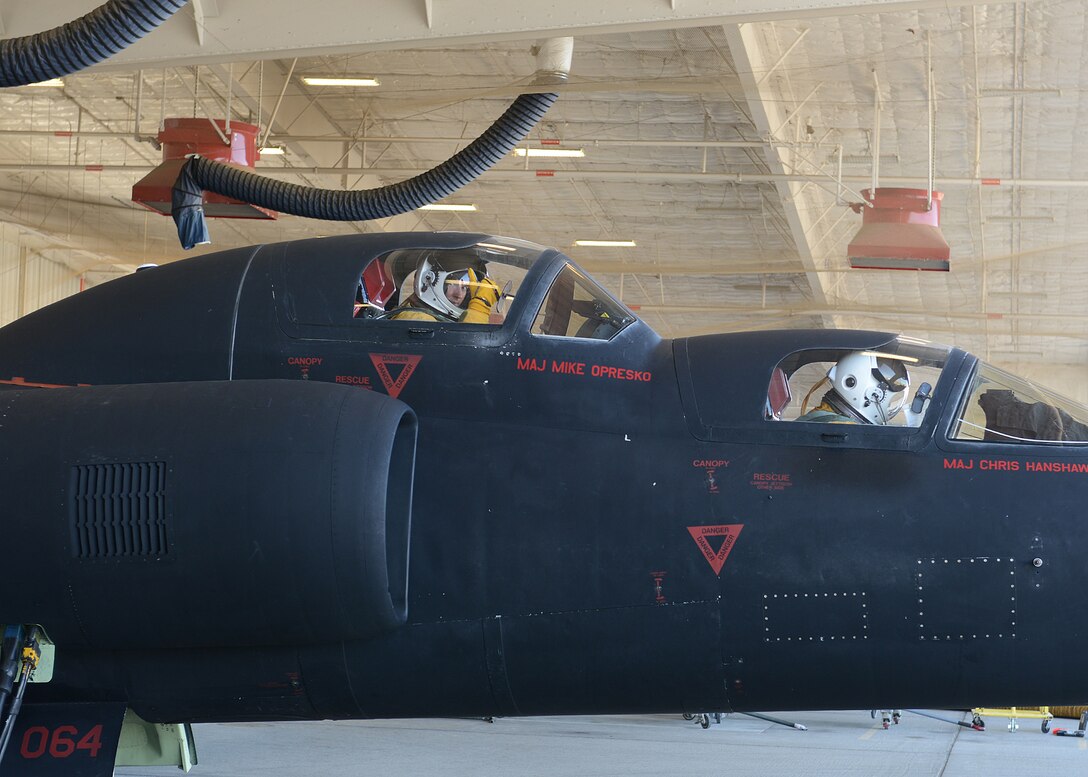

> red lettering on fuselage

[
  {"left": 979, "top": 459, "right": 1020, "bottom": 471},
  {"left": 369, "top": 353, "right": 422, "bottom": 399},
  {"left": 944, "top": 458, "right": 974, "bottom": 470},
  {"left": 334, "top": 375, "right": 372, "bottom": 387},
  {"left": 516, "top": 358, "right": 652, "bottom": 383},
  {"left": 750, "top": 472, "right": 792, "bottom": 491},
  {"left": 1025, "top": 461, "right": 1088, "bottom": 473},
  {"left": 687, "top": 524, "right": 744, "bottom": 575},
  {"left": 692, "top": 459, "right": 730, "bottom": 468},
  {"left": 944, "top": 457, "right": 1040, "bottom": 473},
  {"left": 19, "top": 724, "right": 104, "bottom": 760},
  {"left": 590, "top": 364, "right": 652, "bottom": 382},
  {"left": 516, "top": 357, "right": 547, "bottom": 372},
  {"left": 551, "top": 360, "right": 585, "bottom": 375}
]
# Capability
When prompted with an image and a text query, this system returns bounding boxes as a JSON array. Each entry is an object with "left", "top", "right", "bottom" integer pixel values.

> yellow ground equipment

[{"left": 970, "top": 706, "right": 1053, "bottom": 733}]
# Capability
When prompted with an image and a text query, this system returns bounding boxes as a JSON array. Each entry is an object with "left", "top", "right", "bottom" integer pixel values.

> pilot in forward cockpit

[
  {"left": 389, "top": 252, "right": 500, "bottom": 324},
  {"left": 797, "top": 351, "right": 921, "bottom": 426}
]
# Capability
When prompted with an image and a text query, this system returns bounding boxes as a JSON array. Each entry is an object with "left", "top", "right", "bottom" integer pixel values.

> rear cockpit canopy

[
  {"left": 765, "top": 333, "right": 1088, "bottom": 444},
  {"left": 769, "top": 336, "right": 950, "bottom": 428}
]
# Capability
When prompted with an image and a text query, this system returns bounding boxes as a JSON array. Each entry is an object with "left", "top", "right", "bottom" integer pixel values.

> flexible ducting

[
  {"left": 0, "top": 0, "right": 188, "bottom": 87},
  {"left": 172, "top": 91, "right": 558, "bottom": 248}
]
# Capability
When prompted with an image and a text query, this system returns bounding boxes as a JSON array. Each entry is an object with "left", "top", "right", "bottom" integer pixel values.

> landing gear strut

[{"left": 871, "top": 709, "right": 902, "bottom": 729}]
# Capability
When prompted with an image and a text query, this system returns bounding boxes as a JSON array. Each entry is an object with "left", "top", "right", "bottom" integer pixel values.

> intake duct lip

[{"left": 0, "top": 379, "right": 417, "bottom": 651}]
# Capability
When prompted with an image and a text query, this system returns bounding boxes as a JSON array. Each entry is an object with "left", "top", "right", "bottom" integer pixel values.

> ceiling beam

[
  {"left": 8, "top": 163, "right": 1085, "bottom": 190},
  {"left": 724, "top": 22, "right": 832, "bottom": 315},
  {"left": 191, "top": 0, "right": 219, "bottom": 47},
  {"left": 0, "top": 0, "right": 1006, "bottom": 72}
]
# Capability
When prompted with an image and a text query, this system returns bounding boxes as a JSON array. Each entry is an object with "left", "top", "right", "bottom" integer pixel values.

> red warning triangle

[
  {"left": 687, "top": 524, "right": 744, "bottom": 575},
  {"left": 369, "top": 353, "right": 422, "bottom": 399}
]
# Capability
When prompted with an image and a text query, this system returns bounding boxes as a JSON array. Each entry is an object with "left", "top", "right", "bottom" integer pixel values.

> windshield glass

[
  {"left": 953, "top": 363, "right": 1088, "bottom": 444},
  {"left": 531, "top": 264, "right": 636, "bottom": 341}
]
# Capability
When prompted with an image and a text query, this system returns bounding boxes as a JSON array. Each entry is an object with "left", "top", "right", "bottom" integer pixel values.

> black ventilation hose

[
  {"left": 172, "top": 91, "right": 558, "bottom": 247},
  {"left": 0, "top": 0, "right": 188, "bottom": 87}
]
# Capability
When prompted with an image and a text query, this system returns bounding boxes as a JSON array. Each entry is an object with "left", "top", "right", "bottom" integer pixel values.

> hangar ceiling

[{"left": 0, "top": 0, "right": 1086, "bottom": 397}]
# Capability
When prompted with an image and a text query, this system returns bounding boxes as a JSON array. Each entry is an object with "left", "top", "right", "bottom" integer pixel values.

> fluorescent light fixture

[
  {"left": 301, "top": 77, "right": 380, "bottom": 87},
  {"left": 839, "top": 154, "right": 899, "bottom": 165},
  {"left": 990, "top": 350, "right": 1046, "bottom": 358},
  {"left": 985, "top": 215, "right": 1055, "bottom": 223},
  {"left": 417, "top": 203, "right": 477, "bottom": 212},
  {"left": 573, "top": 240, "right": 636, "bottom": 247},
  {"left": 989, "top": 290, "right": 1047, "bottom": 299},
  {"left": 733, "top": 283, "right": 791, "bottom": 292},
  {"left": 513, "top": 148, "right": 585, "bottom": 158},
  {"left": 695, "top": 206, "right": 761, "bottom": 214},
  {"left": 862, "top": 351, "right": 920, "bottom": 364},
  {"left": 476, "top": 242, "right": 516, "bottom": 253},
  {"left": 25, "top": 79, "right": 64, "bottom": 87},
  {"left": 981, "top": 88, "right": 1061, "bottom": 96},
  {"left": 258, "top": 146, "right": 285, "bottom": 156}
]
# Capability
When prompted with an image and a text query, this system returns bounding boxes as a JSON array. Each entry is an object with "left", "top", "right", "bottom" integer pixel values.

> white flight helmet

[
  {"left": 827, "top": 351, "right": 910, "bottom": 424},
  {"left": 414, "top": 254, "right": 479, "bottom": 320}
]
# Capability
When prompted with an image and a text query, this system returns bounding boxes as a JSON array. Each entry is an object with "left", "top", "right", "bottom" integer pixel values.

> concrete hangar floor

[{"left": 120, "top": 711, "right": 1085, "bottom": 776}]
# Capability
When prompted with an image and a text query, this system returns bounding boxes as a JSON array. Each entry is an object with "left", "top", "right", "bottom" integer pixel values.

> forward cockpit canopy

[{"left": 351, "top": 235, "right": 636, "bottom": 340}]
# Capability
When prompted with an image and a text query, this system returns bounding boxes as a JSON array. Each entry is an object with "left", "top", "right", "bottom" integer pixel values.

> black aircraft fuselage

[{"left": 0, "top": 231, "right": 1085, "bottom": 729}]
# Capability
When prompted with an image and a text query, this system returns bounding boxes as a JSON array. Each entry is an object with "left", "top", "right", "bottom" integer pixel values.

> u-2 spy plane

[{"left": 0, "top": 231, "right": 1086, "bottom": 772}]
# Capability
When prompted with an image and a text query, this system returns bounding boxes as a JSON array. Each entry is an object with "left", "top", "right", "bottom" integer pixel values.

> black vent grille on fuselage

[{"left": 71, "top": 462, "right": 168, "bottom": 558}]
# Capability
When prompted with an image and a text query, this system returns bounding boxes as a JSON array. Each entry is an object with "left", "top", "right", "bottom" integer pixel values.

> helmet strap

[{"left": 825, "top": 390, "right": 873, "bottom": 424}]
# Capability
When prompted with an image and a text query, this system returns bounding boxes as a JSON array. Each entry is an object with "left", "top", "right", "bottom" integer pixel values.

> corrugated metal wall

[{"left": 0, "top": 223, "right": 82, "bottom": 326}]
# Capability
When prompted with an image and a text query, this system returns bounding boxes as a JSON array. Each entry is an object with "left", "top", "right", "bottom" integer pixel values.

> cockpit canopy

[
  {"left": 353, "top": 236, "right": 541, "bottom": 323},
  {"left": 351, "top": 235, "right": 636, "bottom": 340},
  {"left": 766, "top": 335, "right": 1088, "bottom": 444},
  {"left": 768, "top": 337, "right": 950, "bottom": 428}
]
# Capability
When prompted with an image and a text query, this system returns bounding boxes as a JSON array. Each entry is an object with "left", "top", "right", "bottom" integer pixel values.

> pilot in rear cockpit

[
  {"left": 797, "top": 351, "right": 913, "bottom": 425},
  {"left": 389, "top": 251, "right": 500, "bottom": 324}
]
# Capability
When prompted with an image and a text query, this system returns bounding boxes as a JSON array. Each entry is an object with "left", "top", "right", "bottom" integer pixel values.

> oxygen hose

[
  {"left": 0, "top": 627, "right": 23, "bottom": 726},
  {"left": 171, "top": 37, "right": 576, "bottom": 248},
  {"left": 0, "top": 663, "right": 32, "bottom": 765},
  {"left": 0, "top": 0, "right": 188, "bottom": 87},
  {"left": 0, "top": 627, "right": 41, "bottom": 769},
  {"left": 173, "top": 92, "right": 557, "bottom": 228}
]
